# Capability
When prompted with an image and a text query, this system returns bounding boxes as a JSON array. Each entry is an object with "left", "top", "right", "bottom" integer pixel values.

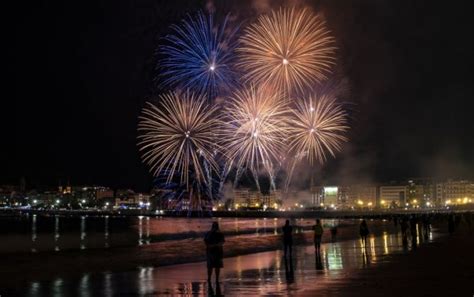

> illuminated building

[
  {"left": 74, "top": 186, "right": 114, "bottom": 204},
  {"left": 310, "top": 186, "right": 324, "bottom": 205},
  {"left": 346, "top": 185, "right": 377, "bottom": 208},
  {"left": 436, "top": 180, "right": 474, "bottom": 205},
  {"left": 407, "top": 179, "right": 435, "bottom": 207},
  {"left": 115, "top": 193, "right": 150, "bottom": 209},
  {"left": 230, "top": 189, "right": 281, "bottom": 210},
  {"left": 323, "top": 187, "right": 338, "bottom": 206},
  {"left": 379, "top": 185, "right": 407, "bottom": 208}
]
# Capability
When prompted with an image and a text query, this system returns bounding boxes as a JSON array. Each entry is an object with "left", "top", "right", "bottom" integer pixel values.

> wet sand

[
  {"left": 299, "top": 227, "right": 474, "bottom": 296},
  {"left": 1, "top": 221, "right": 472, "bottom": 296},
  {"left": 0, "top": 220, "right": 393, "bottom": 286}
]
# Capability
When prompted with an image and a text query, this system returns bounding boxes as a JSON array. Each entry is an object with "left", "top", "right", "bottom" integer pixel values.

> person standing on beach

[
  {"left": 204, "top": 222, "right": 225, "bottom": 283},
  {"left": 282, "top": 220, "right": 293, "bottom": 257},
  {"left": 359, "top": 219, "right": 369, "bottom": 247},
  {"left": 313, "top": 219, "right": 324, "bottom": 252}
]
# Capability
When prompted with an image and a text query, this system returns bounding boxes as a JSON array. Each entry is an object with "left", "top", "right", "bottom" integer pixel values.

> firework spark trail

[
  {"left": 137, "top": 91, "right": 222, "bottom": 188},
  {"left": 284, "top": 94, "right": 349, "bottom": 190},
  {"left": 237, "top": 7, "right": 336, "bottom": 95},
  {"left": 288, "top": 95, "right": 348, "bottom": 164},
  {"left": 159, "top": 11, "right": 239, "bottom": 99},
  {"left": 219, "top": 86, "right": 289, "bottom": 186},
  {"left": 282, "top": 152, "right": 305, "bottom": 192}
]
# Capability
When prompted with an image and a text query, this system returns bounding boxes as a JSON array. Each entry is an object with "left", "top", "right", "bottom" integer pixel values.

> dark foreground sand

[
  {"left": 299, "top": 226, "right": 474, "bottom": 297},
  {"left": 0, "top": 221, "right": 368, "bottom": 286},
  {"left": 1, "top": 221, "right": 473, "bottom": 296}
]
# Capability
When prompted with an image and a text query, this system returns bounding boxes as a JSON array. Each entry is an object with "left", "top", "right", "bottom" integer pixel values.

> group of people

[
  {"left": 204, "top": 218, "right": 372, "bottom": 284},
  {"left": 203, "top": 213, "right": 472, "bottom": 286}
]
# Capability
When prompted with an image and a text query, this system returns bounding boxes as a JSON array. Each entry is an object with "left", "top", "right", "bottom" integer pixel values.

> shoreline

[
  {"left": 0, "top": 220, "right": 400, "bottom": 288},
  {"left": 1, "top": 207, "right": 472, "bottom": 219}
]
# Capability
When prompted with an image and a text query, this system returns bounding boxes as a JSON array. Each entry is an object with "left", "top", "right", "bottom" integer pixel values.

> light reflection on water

[
  {"left": 0, "top": 216, "right": 342, "bottom": 253},
  {"left": 20, "top": 228, "right": 436, "bottom": 297}
]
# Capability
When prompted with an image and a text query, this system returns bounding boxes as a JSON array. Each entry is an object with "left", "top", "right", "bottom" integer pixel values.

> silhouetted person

[
  {"left": 448, "top": 214, "right": 455, "bottom": 235},
  {"left": 359, "top": 220, "right": 369, "bottom": 246},
  {"left": 282, "top": 220, "right": 293, "bottom": 257},
  {"left": 204, "top": 222, "right": 225, "bottom": 283},
  {"left": 393, "top": 216, "right": 398, "bottom": 227},
  {"left": 313, "top": 219, "right": 324, "bottom": 252}
]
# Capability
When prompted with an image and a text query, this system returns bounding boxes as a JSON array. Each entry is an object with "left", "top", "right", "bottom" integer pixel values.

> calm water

[
  {"left": 16, "top": 226, "right": 436, "bottom": 297},
  {"left": 0, "top": 214, "right": 342, "bottom": 253}
]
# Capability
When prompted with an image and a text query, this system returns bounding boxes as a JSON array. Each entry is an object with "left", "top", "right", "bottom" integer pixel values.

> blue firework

[{"left": 159, "top": 11, "right": 239, "bottom": 99}]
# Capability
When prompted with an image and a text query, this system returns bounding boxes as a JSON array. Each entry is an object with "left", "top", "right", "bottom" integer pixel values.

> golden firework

[
  {"left": 288, "top": 94, "right": 348, "bottom": 165},
  {"left": 137, "top": 91, "right": 221, "bottom": 187},
  {"left": 238, "top": 7, "right": 336, "bottom": 94},
  {"left": 219, "top": 85, "right": 288, "bottom": 181}
]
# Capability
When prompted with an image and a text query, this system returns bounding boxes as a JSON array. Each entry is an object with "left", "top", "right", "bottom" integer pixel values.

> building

[
  {"left": 407, "top": 179, "right": 435, "bottom": 207},
  {"left": 115, "top": 193, "right": 151, "bottom": 209},
  {"left": 436, "top": 180, "right": 474, "bottom": 205},
  {"left": 232, "top": 188, "right": 251, "bottom": 209},
  {"left": 321, "top": 186, "right": 338, "bottom": 206},
  {"left": 346, "top": 185, "right": 377, "bottom": 208},
  {"left": 310, "top": 186, "right": 324, "bottom": 205},
  {"left": 229, "top": 189, "right": 282, "bottom": 210},
  {"left": 379, "top": 185, "right": 407, "bottom": 208}
]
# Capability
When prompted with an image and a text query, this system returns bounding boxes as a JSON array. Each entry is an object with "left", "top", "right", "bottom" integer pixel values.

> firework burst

[
  {"left": 159, "top": 11, "right": 239, "bottom": 99},
  {"left": 219, "top": 86, "right": 288, "bottom": 186},
  {"left": 137, "top": 91, "right": 221, "bottom": 188},
  {"left": 287, "top": 94, "right": 349, "bottom": 165},
  {"left": 238, "top": 8, "right": 336, "bottom": 94}
]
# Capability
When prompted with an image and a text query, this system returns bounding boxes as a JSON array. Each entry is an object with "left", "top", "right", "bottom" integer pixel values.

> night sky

[{"left": 4, "top": 0, "right": 474, "bottom": 191}]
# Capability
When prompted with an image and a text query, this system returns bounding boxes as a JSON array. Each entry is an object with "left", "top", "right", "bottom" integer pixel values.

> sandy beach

[{"left": 1, "top": 218, "right": 472, "bottom": 296}]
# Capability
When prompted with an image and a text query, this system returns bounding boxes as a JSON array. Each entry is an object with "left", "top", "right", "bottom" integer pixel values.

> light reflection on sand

[{"left": 21, "top": 226, "right": 437, "bottom": 296}]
